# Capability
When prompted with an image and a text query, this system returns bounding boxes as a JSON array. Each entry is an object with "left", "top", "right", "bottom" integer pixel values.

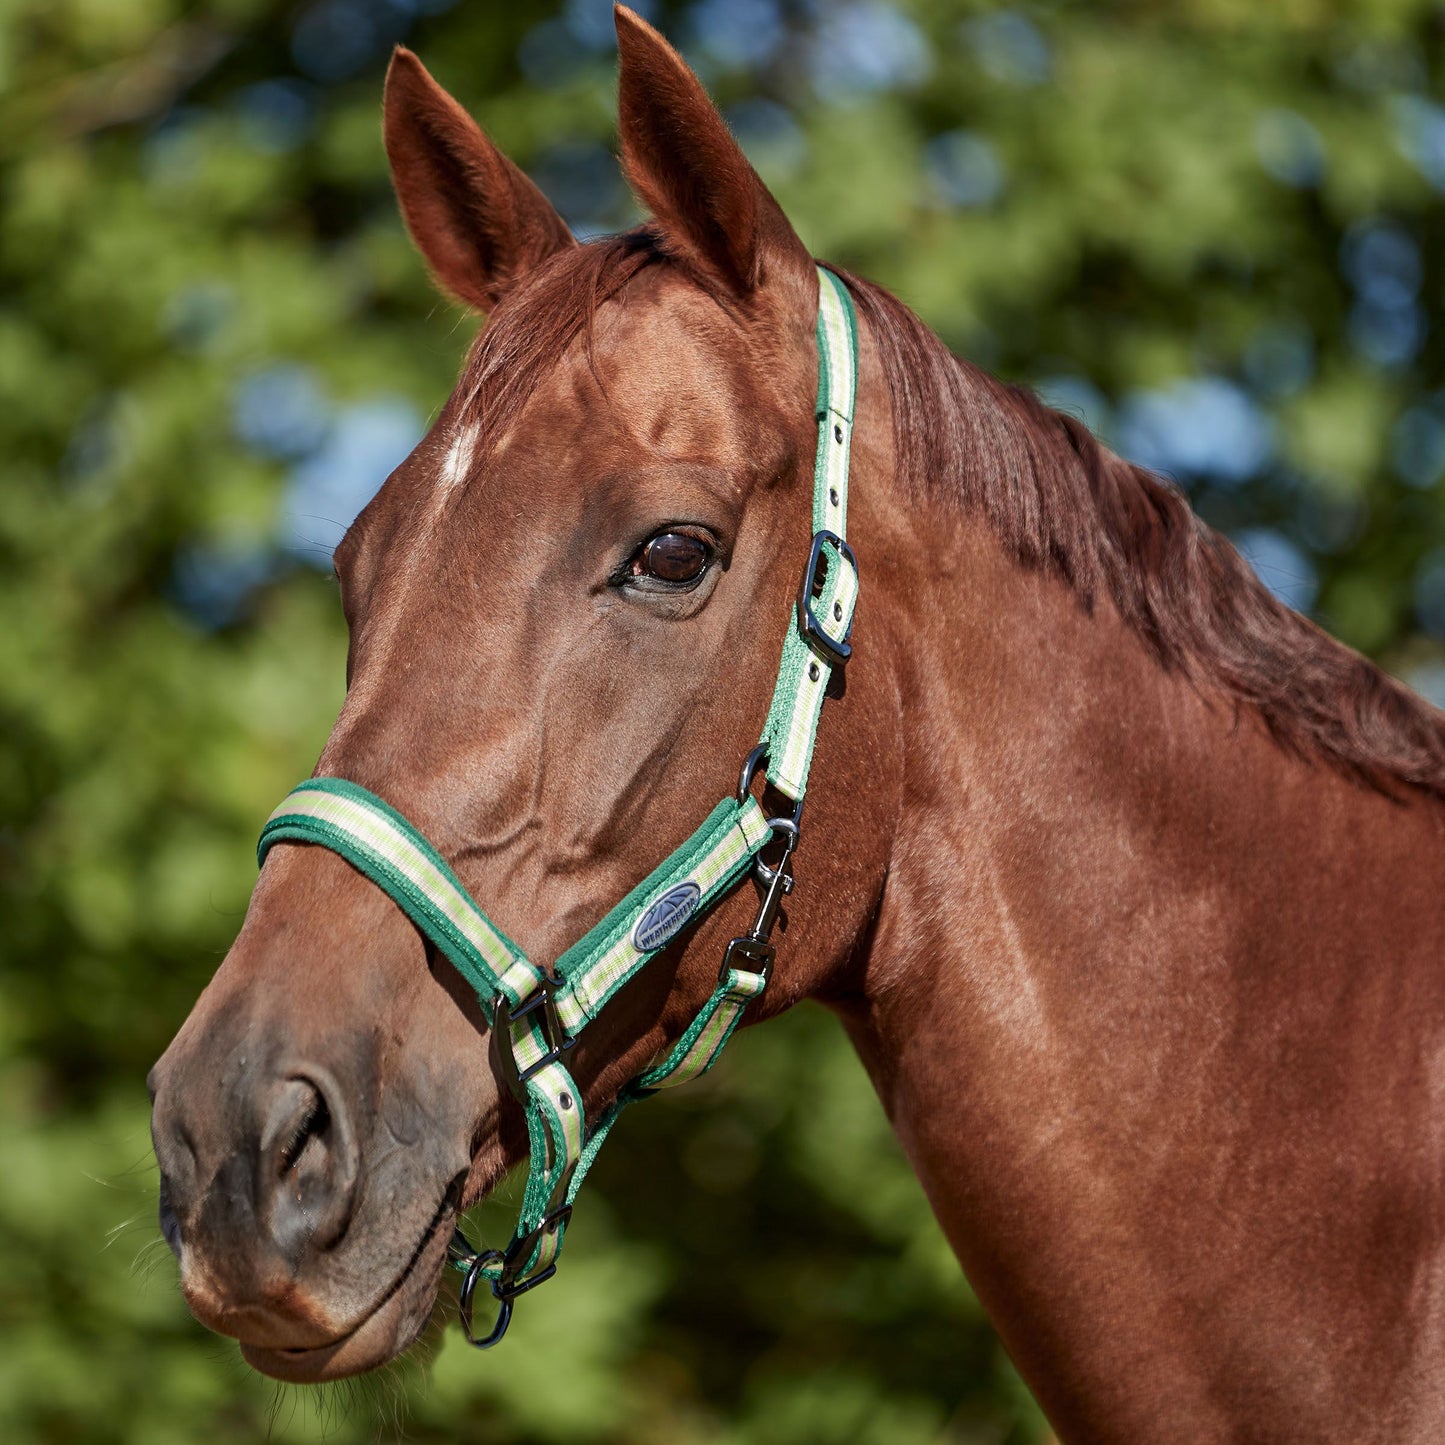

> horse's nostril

[
  {"left": 157, "top": 1174, "right": 183, "bottom": 1258},
  {"left": 258, "top": 1071, "right": 360, "bottom": 1262},
  {"left": 271, "top": 1082, "right": 330, "bottom": 1176}
]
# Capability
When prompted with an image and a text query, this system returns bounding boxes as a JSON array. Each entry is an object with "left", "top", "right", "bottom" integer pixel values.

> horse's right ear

[
  {"left": 614, "top": 7, "right": 812, "bottom": 308},
  {"left": 383, "top": 48, "right": 574, "bottom": 313}
]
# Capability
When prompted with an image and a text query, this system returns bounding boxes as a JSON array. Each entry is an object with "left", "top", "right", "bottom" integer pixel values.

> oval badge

[{"left": 633, "top": 881, "right": 701, "bottom": 953}]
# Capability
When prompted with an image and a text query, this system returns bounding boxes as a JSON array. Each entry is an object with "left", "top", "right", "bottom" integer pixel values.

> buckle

[
  {"left": 796, "top": 530, "right": 858, "bottom": 670},
  {"left": 491, "top": 970, "right": 574, "bottom": 1103},
  {"left": 502, "top": 1203, "right": 573, "bottom": 1287}
]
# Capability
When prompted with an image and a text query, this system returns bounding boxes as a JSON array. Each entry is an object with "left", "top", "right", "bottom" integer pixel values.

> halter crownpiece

[{"left": 256, "top": 266, "right": 860, "bottom": 1348}]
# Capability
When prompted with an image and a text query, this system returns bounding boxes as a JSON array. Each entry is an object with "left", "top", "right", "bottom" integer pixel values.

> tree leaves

[{"left": 4, "top": 1, "right": 1443, "bottom": 1441}]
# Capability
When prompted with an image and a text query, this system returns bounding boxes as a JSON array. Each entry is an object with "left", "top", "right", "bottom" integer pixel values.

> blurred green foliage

[{"left": 3, "top": 0, "right": 1444, "bottom": 1441}]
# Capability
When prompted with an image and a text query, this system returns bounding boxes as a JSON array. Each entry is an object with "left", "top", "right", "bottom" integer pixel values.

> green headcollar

[{"left": 256, "top": 266, "right": 860, "bottom": 1348}]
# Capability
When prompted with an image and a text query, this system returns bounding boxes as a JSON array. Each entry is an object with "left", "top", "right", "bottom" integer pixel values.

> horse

[{"left": 149, "top": 7, "right": 1445, "bottom": 1440}]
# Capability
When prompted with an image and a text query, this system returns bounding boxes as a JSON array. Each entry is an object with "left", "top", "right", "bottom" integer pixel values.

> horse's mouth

[
  {"left": 233, "top": 1120, "right": 511, "bottom": 1382},
  {"left": 239, "top": 1193, "right": 456, "bottom": 1383}
]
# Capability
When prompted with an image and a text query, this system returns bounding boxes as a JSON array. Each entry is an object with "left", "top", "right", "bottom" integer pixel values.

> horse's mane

[
  {"left": 461, "top": 230, "right": 1445, "bottom": 802},
  {"left": 837, "top": 267, "right": 1445, "bottom": 802}
]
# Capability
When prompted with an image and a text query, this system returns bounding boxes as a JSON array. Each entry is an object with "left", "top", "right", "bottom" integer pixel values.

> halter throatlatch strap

[{"left": 255, "top": 266, "right": 860, "bottom": 1347}]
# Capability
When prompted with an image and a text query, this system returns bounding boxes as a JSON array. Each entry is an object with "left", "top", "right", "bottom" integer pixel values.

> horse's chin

[{"left": 239, "top": 1207, "right": 455, "bottom": 1383}]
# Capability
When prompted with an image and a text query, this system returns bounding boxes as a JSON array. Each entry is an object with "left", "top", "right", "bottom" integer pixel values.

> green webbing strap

[
  {"left": 634, "top": 962, "right": 769, "bottom": 1090},
  {"left": 758, "top": 268, "right": 860, "bottom": 800},
  {"left": 254, "top": 265, "right": 859, "bottom": 1341},
  {"left": 258, "top": 777, "right": 540, "bottom": 1013},
  {"left": 552, "top": 796, "right": 771, "bottom": 1037},
  {"left": 256, "top": 789, "right": 772, "bottom": 1273}
]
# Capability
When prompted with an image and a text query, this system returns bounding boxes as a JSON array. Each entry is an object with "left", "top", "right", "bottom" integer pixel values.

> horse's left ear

[
  {"left": 614, "top": 6, "right": 813, "bottom": 307},
  {"left": 383, "top": 47, "right": 575, "bottom": 312}
]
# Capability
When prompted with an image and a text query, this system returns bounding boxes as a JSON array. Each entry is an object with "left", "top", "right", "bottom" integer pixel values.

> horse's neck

[{"left": 848, "top": 517, "right": 1445, "bottom": 1440}]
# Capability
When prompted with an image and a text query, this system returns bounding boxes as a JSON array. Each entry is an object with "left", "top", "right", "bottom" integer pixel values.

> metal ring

[
  {"left": 737, "top": 744, "right": 769, "bottom": 804},
  {"left": 457, "top": 1248, "right": 512, "bottom": 1350}
]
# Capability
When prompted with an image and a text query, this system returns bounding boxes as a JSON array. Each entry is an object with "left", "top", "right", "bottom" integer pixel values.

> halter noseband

[{"left": 256, "top": 267, "right": 859, "bottom": 1348}]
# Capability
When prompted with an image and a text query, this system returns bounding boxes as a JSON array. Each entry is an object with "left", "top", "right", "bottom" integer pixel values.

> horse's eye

[{"left": 631, "top": 532, "right": 712, "bottom": 586}]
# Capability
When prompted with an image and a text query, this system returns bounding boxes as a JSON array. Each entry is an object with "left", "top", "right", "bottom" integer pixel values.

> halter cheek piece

[{"left": 256, "top": 268, "right": 859, "bottom": 1348}]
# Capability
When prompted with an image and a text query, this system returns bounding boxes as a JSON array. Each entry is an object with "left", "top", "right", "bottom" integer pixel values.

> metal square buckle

[
  {"left": 492, "top": 970, "right": 574, "bottom": 1103},
  {"left": 501, "top": 1203, "right": 573, "bottom": 1291},
  {"left": 796, "top": 529, "right": 858, "bottom": 670}
]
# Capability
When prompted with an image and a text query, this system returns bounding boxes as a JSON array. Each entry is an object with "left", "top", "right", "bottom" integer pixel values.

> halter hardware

[
  {"left": 492, "top": 969, "right": 572, "bottom": 1102},
  {"left": 715, "top": 814, "right": 798, "bottom": 986},
  {"left": 454, "top": 1244, "right": 511, "bottom": 1349},
  {"left": 256, "top": 268, "right": 859, "bottom": 1349},
  {"left": 797, "top": 530, "right": 858, "bottom": 671},
  {"left": 736, "top": 742, "right": 770, "bottom": 805},
  {"left": 453, "top": 1195, "right": 571, "bottom": 1351}
]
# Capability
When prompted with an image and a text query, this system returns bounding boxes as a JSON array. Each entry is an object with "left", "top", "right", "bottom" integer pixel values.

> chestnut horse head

[
  {"left": 152, "top": 7, "right": 1445, "bottom": 1438},
  {"left": 149, "top": 8, "right": 895, "bottom": 1383}
]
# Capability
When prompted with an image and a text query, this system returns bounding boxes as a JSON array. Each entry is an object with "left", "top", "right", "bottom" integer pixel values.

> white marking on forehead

[
  {"left": 325, "top": 419, "right": 478, "bottom": 740},
  {"left": 439, "top": 421, "right": 479, "bottom": 491}
]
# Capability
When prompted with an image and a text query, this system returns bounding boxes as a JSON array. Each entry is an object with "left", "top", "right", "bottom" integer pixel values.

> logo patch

[{"left": 632, "top": 881, "right": 701, "bottom": 953}]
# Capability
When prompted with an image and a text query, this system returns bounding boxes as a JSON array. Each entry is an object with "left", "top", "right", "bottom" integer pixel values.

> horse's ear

[
  {"left": 614, "top": 6, "right": 812, "bottom": 304},
  {"left": 383, "top": 47, "right": 575, "bottom": 312}
]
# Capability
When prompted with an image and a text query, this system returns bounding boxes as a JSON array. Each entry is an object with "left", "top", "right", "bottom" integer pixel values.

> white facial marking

[
  {"left": 324, "top": 419, "right": 479, "bottom": 735},
  {"left": 440, "top": 422, "right": 478, "bottom": 490}
]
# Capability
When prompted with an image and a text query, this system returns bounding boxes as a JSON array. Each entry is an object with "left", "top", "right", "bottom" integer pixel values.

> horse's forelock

[{"left": 455, "top": 229, "right": 668, "bottom": 454}]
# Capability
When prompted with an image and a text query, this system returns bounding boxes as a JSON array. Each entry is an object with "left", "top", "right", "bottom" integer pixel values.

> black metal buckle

[
  {"left": 491, "top": 969, "right": 574, "bottom": 1104},
  {"left": 796, "top": 530, "right": 858, "bottom": 670},
  {"left": 502, "top": 1203, "right": 573, "bottom": 1284}
]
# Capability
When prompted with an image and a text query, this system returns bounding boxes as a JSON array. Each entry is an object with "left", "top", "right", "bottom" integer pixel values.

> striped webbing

[
  {"left": 758, "top": 268, "right": 859, "bottom": 799},
  {"left": 254, "top": 266, "right": 859, "bottom": 1339}
]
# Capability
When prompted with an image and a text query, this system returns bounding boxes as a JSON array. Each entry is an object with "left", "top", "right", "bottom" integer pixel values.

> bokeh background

[{"left": 4, "top": 0, "right": 1445, "bottom": 1440}]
